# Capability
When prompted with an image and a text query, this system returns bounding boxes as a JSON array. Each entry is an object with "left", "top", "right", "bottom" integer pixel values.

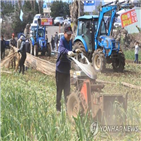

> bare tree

[
  {"left": 18, "top": 0, "right": 22, "bottom": 10},
  {"left": 70, "top": 0, "right": 84, "bottom": 41},
  {"left": 38, "top": 0, "right": 43, "bottom": 14},
  {"left": 33, "top": 0, "right": 36, "bottom": 11},
  {"left": 38, "top": 1, "right": 41, "bottom": 14},
  {"left": 30, "top": 0, "right": 36, "bottom": 11}
]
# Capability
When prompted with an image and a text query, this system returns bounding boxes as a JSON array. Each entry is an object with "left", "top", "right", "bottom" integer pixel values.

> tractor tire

[
  {"left": 73, "top": 41, "right": 88, "bottom": 64},
  {"left": 67, "top": 93, "right": 82, "bottom": 121},
  {"left": 112, "top": 50, "right": 125, "bottom": 72},
  {"left": 47, "top": 43, "right": 51, "bottom": 56},
  {"left": 72, "top": 41, "right": 90, "bottom": 70},
  {"left": 73, "top": 41, "right": 87, "bottom": 57},
  {"left": 34, "top": 45, "right": 38, "bottom": 56},
  {"left": 92, "top": 49, "right": 106, "bottom": 73}
]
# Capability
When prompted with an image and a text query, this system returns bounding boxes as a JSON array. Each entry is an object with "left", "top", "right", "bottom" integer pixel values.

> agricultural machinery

[
  {"left": 73, "top": 0, "right": 134, "bottom": 72},
  {"left": 67, "top": 53, "right": 127, "bottom": 124},
  {"left": 30, "top": 19, "right": 51, "bottom": 56}
]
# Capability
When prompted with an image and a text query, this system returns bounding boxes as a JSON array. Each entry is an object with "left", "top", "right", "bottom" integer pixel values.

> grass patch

[
  {"left": 124, "top": 49, "right": 141, "bottom": 61},
  {"left": 1, "top": 66, "right": 141, "bottom": 141}
]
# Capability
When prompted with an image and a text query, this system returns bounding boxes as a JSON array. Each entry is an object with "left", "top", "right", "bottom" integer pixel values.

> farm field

[{"left": 1, "top": 62, "right": 141, "bottom": 141}]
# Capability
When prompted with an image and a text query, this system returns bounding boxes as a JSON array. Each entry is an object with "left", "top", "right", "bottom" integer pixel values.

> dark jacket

[
  {"left": 25, "top": 40, "right": 30, "bottom": 53},
  {"left": 10, "top": 38, "right": 17, "bottom": 47},
  {"left": 18, "top": 40, "right": 26, "bottom": 56},
  {"left": 1, "top": 39, "right": 6, "bottom": 53},
  {"left": 56, "top": 36, "right": 72, "bottom": 74}
]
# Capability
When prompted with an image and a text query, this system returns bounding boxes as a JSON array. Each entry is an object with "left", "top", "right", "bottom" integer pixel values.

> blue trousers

[{"left": 134, "top": 54, "right": 138, "bottom": 63}]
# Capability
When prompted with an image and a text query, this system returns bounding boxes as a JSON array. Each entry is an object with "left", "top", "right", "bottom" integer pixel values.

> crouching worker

[
  {"left": 18, "top": 36, "right": 27, "bottom": 74},
  {"left": 56, "top": 24, "right": 81, "bottom": 112}
]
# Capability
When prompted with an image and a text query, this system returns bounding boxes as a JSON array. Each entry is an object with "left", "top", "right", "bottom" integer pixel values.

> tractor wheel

[
  {"left": 67, "top": 93, "right": 82, "bottom": 121},
  {"left": 73, "top": 41, "right": 87, "bottom": 63},
  {"left": 47, "top": 43, "right": 51, "bottom": 56},
  {"left": 34, "top": 45, "right": 38, "bottom": 56},
  {"left": 112, "top": 50, "right": 125, "bottom": 72},
  {"left": 92, "top": 49, "right": 106, "bottom": 72}
]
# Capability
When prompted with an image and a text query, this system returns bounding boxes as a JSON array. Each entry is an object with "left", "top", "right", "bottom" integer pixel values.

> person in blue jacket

[{"left": 56, "top": 24, "right": 80, "bottom": 112}]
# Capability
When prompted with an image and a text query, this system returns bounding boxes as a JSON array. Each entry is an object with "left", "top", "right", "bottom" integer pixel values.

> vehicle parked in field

[
  {"left": 54, "top": 17, "right": 64, "bottom": 25},
  {"left": 63, "top": 17, "right": 71, "bottom": 25},
  {"left": 30, "top": 25, "right": 51, "bottom": 56},
  {"left": 73, "top": 1, "right": 133, "bottom": 72}
]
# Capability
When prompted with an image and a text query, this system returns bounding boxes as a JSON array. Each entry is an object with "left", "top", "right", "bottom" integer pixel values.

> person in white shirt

[{"left": 134, "top": 42, "right": 139, "bottom": 63}]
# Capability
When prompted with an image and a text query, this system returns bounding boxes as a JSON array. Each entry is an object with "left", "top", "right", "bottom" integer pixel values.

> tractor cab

[
  {"left": 32, "top": 27, "right": 45, "bottom": 39},
  {"left": 34, "top": 27, "right": 46, "bottom": 42},
  {"left": 38, "top": 28, "right": 44, "bottom": 37},
  {"left": 76, "top": 15, "right": 107, "bottom": 53}
]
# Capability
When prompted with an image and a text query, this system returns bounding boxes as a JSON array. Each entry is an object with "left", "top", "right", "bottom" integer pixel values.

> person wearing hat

[
  {"left": 56, "top": 24, "right": 81, "bottom": 112},
  {"left": 18, "top": 36, "right": 27, "bottom": 74},
  {"left": 9, "top": 33, "right": 17, "bottom": 48}
]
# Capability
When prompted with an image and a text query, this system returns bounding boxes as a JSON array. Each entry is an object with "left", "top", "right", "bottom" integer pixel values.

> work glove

[
  {"left": 68, "top": 51, "right": 75, "bottom": 57},
  {"left": 75, "top": 49, "right": 82, "bottom": 53}
]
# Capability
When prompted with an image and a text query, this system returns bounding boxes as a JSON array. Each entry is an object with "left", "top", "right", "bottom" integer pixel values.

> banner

[
  {"left": 121, "top": 9, "right": 138, "bottom": 27},
  {"left": 41, "top": 18, "right": 53, "bottom": 26},
  {"left": 20, "top": 9, "right": 24, "bottom": 22}
]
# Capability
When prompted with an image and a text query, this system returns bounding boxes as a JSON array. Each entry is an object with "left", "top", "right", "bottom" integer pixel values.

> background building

[{"left": 84, "top": 0, "right": 101, "bottom": 13}]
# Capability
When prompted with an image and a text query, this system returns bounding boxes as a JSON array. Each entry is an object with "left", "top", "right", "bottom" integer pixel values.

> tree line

[{"left": 1, "top": 0, "right": 70, "bottom": 38}]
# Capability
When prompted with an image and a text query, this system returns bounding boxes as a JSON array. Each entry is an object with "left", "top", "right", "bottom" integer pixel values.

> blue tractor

[
  {"left": 30, "top": 25, "right": 51, "bottom": 56},
  {"left": 73, "top": 0, "right": 133, "bottom": 72}
]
